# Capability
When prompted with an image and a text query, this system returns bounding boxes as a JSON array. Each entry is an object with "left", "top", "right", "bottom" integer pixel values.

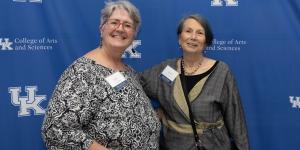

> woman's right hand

[{"left": 88, "top": 141, "right": 109, "bottom": 150}]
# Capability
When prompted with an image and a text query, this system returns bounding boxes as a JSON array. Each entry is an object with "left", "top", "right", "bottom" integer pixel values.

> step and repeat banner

[{"left": 1, "top": 0, "right": 299, "bottom": 149}]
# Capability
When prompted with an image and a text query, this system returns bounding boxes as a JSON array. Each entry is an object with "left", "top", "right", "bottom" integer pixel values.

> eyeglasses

[{"left": 106, "top": 19, "right": 135, "bottom": 32}]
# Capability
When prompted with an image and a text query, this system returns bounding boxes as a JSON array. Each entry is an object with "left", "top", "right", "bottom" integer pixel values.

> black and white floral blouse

[{"left": 42, "top": 57, "right": 160, "bottom": 150}]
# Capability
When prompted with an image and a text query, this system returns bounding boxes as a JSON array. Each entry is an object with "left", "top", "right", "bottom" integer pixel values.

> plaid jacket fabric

[{"left": 141, "top": 58, "right": 249, "bottom": 150}]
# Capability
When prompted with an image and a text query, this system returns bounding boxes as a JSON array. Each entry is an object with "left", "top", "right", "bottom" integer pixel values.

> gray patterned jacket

[{"left": 141, "top": 58, "right": 249, "bottom": 150}]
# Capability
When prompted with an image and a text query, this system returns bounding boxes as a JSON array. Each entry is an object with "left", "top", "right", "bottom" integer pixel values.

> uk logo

[
  {"left": 13, "top": 0, "right": 42, "bottom": 3},
  {"left": 122, "top": 40, "right": 142, "bottom": 58},
  {"left": 289, "top": 96, "right": 300, "bottom": 108},
  {"left": 0, "top": 38, "right": 13, "bottom": 50},
  {"left": 211, "top": 0, "right": 238, "bottom": 6},
  {"left": 9, "top": 86, "right": 47, "bottom": 117}
]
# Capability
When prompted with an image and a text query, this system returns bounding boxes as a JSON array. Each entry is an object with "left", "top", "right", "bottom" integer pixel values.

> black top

[{"left": 181, "top": 61, "right": 219, "bottom": 93}]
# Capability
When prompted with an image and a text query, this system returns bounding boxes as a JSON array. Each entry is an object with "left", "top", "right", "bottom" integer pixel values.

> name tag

[
  {"left": 105, "top": 72, "right": 127, "bottom": 91},
  {"left": 160, "top": 65, "right": 179, "bottom": 85}
]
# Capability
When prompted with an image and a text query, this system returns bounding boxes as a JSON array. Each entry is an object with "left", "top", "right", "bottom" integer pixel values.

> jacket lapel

[{"left": 173, "top": 75, "right": 209, "bottom": 121}]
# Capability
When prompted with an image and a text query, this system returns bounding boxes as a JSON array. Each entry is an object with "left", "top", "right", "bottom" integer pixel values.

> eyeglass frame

[{"left": 105, "top": 19, "right": 136, "bottom": 32}]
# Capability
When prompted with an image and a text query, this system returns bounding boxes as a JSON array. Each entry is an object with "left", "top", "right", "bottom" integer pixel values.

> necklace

[{"left": 181, "top": 57, "right": 203, "bottom": 75}]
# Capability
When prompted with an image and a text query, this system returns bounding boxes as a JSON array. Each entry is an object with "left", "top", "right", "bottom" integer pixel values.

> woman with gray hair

[
  {"left": 41, "top": 1, "right": 160, "bottom": 150},
  {"left": 141, "top": 14, "right": 249, "bottom": 150}
]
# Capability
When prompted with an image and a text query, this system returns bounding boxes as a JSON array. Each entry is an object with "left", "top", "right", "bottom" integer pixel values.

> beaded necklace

[{"left": 181, "top": 57, "right": 203, "bottom": 75}]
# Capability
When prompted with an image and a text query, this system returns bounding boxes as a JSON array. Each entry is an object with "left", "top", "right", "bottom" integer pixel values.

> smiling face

[
  {"left": 178, "top": 18, "right": 206, "bottom": 55},
  {"left": 101, "top": 8, "right": 136, "bottom": 52}
]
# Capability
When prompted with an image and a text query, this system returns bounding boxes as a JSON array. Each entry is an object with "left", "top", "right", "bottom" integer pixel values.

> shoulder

[
  {"left": 213, "top": 61, "right": 238, "bottom": 83},
  {"left": 141, "top": 58, "right": 178, "bottom": 80},
  {"left": 59, "top": 57, "right": 96, "bottom": 81},
  {"left": 207, "top": 59, "right": 233, "bottom": 80},
  {"left": 216, "top": 60, "right": 230, "bottom": 71},
  {"left": 54, "top": 57, "right": 99, "bottom": 93},
  {"left": 160, "top": 58, "right": 178, "bottom": 66},
  {"left": 71, "top": 57, "right": 95, "bottom": 71},
  {"left": 146, "top": 58, "right": 178, "bottom": 71}
]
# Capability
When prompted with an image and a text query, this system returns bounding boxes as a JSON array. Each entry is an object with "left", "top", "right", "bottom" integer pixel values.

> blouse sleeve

[
  {"left": 139, "top": 64, "right": 161, "bottom": 100},
  {"left": 221, "top": 70, "right": 249, "bottom": 150},
  {"left": 41, "top": 66, "right": 94, "bottom": 150}
]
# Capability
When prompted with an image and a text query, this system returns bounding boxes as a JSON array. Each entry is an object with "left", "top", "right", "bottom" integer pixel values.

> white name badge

[
  {"left": 160, "top": 65, "right": 179, "bottom": 84},
  {"left": 105, "top": 72, "right": 127, "bottom": 91}
]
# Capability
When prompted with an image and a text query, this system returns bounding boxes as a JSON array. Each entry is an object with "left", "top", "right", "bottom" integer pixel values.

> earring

[
  {"left": 179, "top": 44, "right": 182, "bottom": 49},
  {"left": 99, "top": 34, "right": 103, "bottom": 47},
  {"left": 99, "top": 39, "right": 102, "bottom": 48}
]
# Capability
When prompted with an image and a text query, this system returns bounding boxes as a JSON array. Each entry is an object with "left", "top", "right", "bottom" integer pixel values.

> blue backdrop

[{"left": 1, "top": 0, "right": 300, "bottom": 149}]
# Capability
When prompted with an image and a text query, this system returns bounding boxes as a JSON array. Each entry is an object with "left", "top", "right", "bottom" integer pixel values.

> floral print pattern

[{"left": 42, "top": 57, "right": 160, "bottom": 150}]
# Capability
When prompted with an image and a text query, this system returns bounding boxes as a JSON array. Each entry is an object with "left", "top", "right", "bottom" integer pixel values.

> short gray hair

[
  {"left": 100, "top": 0, "right": 141, "bottom": 31},
  {"left": 177, "top": 14, "right": 214, "bottom": 46}
]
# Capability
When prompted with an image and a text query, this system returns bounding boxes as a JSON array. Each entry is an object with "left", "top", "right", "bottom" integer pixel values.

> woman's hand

[
  {"left": 156, "top": 108, "right": 164, "bottom": 121},
  {"left": 88, "top": 141, "right": 109, "bottom": 150}
]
